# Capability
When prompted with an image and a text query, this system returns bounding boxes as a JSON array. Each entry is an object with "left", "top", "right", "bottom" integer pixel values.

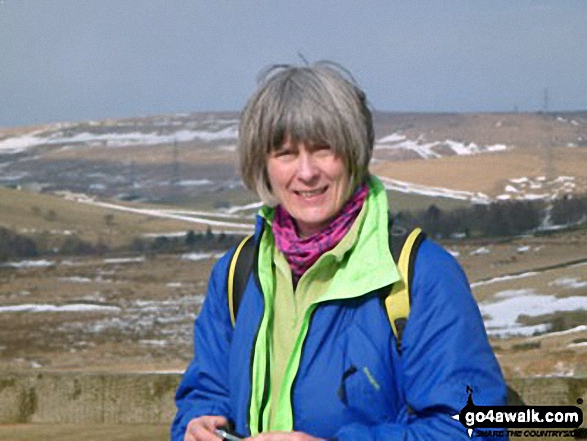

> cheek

[
  {"left": 327, "top": 158, "right": 349, "bottom": 182},
  {"left": 266, "top": 162, "right": 288, "bottom": 195},
  {"left": 266, "top": 161, "right": 279, "bottom": 185},
  {"left": 333, "top": 167, "right": 351, "bottom": 196}
]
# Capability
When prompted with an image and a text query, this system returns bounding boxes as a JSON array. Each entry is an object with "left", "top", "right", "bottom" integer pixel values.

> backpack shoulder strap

[
  {"left": 227, "top": 224, "right": 426, "bottom": 340},
  {"left": 385, "top": 227, "right": 426, "bottom": 354},
  {"left": 227, "top": 234, "right": 255, "bottom": 327}
]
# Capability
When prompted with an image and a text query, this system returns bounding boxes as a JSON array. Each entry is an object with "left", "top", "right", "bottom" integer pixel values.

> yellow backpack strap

[
  {"left": 385, "top": 227, "right": 425, "bottom": 354},
  {"left": 227, "top": 234, "right": 254, "bottom": 326}
]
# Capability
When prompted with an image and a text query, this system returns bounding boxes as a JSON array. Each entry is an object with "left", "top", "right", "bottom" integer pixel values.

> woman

[{"left": 172, "top": 63, "right": 507, "bottom": 441}]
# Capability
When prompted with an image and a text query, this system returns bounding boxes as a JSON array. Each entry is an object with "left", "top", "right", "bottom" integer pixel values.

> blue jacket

[{"left": 172, "top": 184, "right": 507, "bottom": 441}]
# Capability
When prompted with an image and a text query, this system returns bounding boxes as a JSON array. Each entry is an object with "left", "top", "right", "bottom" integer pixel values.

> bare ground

[{"left": 0, "top": 226, "right": 585, "bottom": 378}]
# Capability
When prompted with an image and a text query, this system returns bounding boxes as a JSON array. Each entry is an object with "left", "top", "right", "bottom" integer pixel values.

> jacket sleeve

[
  {"left": 171, "top": 252, "right": 235, "bottom": 441},
  {"left": 333, "top": 239, "right": 508, "bottom": 441}
]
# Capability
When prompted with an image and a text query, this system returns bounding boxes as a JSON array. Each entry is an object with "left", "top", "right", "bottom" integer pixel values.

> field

[
  {"left": 0, "top": 111, "right": 586, "bottom": 378},
  {"left": 373, "top": 147, "right": 587, "bottom": 198},
  {"left": 0, "top": 184, "right": 257, "bottom": 249},
  {"left": 372, "top": 111, "right": 587, "bottom": 150},
  {"left": 0, "top": 224, "right": 585, "bottom": 378},
  {"left": 0, "top": 252, "right": 214, "bottom": 373}
]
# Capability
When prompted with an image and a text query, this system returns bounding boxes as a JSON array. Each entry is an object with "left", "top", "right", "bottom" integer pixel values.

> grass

[
  {"left": 0, "top": 253, "right": 215, "bottom": 373},
  {"left": 517, "top": 311, "right": 587, "bottom": 333},
  {"left": 374, "top": 111, "right": 587, "bottom": 150},
  {"left": 372, "top": 147, "right": 587, "bottom": 197},
  {"left": 1, "top": 111, "right": 586, "bottom": 380},
  {"left": 158, "top": 186, "right": 259, "bottom": 211},
  {"left": 45, "top": 142, "right": 236, "bottom": 166},
  {"left": 0, "top": 187, "right": 224, "bottom": 248},
  {"left": 511, "top": 341, "right": 542, "bottom": 351},
  {"left": 386, "top": 189, "right": 471, "bottom": 212}
]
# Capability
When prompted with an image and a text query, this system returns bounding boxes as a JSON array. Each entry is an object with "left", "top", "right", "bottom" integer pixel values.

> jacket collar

[{"left": 256, "top": 176, "right": 400, "bottom": 302}]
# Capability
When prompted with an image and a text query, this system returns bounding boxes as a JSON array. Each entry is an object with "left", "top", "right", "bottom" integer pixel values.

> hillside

[
  {"left": 372, "top": 111, "right": 587, "bottom": 150},
  {"left": 0, "top": 226, "right": 585, "bottom": 377},
  {"left": 0, "top": 111, "right": 586, "bottom": 378},
  {"left": 0, "top": 187, "right": 252, "bottom": 250},
  {"left": 1, "top": 111, "right": 586, "bottom": 209}
]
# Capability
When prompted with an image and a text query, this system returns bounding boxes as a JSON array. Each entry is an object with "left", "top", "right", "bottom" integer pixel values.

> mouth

[{"left": 294, "top": 186, "right": 328, "bottom": 198}]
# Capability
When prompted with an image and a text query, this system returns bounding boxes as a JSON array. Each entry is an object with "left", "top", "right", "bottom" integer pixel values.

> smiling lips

[{"left": 294, "top": 186, "right": 328, "bottom": 198}]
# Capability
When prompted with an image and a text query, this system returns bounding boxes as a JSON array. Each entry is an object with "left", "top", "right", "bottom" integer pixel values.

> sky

[{"left": 1, "top": 0, "right": 586, "bottom": 128}]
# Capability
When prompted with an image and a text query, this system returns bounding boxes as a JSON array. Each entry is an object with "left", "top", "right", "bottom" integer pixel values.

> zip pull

[{"left": 337, "top": 365, "right": 358, "bottom": 405}]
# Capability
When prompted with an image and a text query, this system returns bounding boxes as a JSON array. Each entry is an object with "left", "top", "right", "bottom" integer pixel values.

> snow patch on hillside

[
  {"left": 0, "top": 131, "right": 48, "bottom": 153},
  {"left": 471, "top": 272, "right": 539, "bottom": 288},
  {"left": 1, "top": 259, "right": 56, "bottom": 268},
  {"left": 175, "top": 179, "right": 212, "bottom": 187},
  {"left": 549, "top": 277, "right": 587, "bottom": 289},
  {"left": 375, "top": 132, "right": 507, "bottom": 159},
  {"left": 0, "top": 303, "right": 120, "bottom": 313},
  {"left": 0, "top": 127, "right": 238, "bottom": 152},
  {"left": 529, "top": 325, "right": 587, "bottom": 340},
  {"left": 470, "top": 247, "right": 491, "bottom": 256},
  {"left": 377, "top": 175, "right": 491, "bottom": 204},
  {"left": 497, "top": 176, "right": 579, "bottom": 201},
  {"left": 223, "top": 201, "right": 264, "bottom": 214},
  {"left": 0, "top": 116, "right": 240, "bottom": 153},
  {"left": 103, "top": 257, "right": 145, "bottom": 264},
  {"left": 480, "top": 289, "right": 587, "bottom": 337},
  {"left": 180, "top": 252, "right": 220, "bottom": 261},
  {"left": 59, "top": 276, "right": 93, "bottom": 283}
]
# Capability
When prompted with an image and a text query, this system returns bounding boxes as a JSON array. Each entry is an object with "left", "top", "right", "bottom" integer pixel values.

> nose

[{"left": 296, "top": 151, "right": 320, "bottom": 182}]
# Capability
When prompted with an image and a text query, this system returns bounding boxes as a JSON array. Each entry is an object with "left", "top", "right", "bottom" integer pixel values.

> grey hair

[{"left": 238, "top": 62, "right": 374, "bottom": 205}]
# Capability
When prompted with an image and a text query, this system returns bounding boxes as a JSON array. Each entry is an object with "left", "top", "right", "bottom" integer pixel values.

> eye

[
  {"left": 313, "top": 144, "right": 334, "bottom": 156},
  {"left": 271, "top": 143, "right": 298, "bottom": 158},
  {"left": 313, "top": 143, "right": 332, "bottom": 151},
  {"left": 273, "top": 148, "right": 294, "bottom": 158}
]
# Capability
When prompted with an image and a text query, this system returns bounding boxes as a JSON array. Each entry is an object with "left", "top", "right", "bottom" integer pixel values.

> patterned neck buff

[{"left": 272, "top": 183, "right": 369, "bottom": 288}]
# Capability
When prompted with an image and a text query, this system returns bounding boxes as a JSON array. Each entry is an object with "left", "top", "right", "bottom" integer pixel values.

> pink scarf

[{"left": 272, "top": 183, "right": 368, "bottom": 287}]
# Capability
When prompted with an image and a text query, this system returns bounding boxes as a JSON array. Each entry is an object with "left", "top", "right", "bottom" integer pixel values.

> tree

[
  {"left": 185, "top": 230, "right": 197, "bottom": 247},
  {"left": 0, "top": 227, "right": 37, "bottom": 261},
  {"left": 422, "top": 204, "right": 443, "bottom": 237}
]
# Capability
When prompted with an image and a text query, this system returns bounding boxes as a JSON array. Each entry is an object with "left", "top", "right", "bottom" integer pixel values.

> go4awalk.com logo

[{"left": 452, "top": 386, "right": 584, "bottom": 438}]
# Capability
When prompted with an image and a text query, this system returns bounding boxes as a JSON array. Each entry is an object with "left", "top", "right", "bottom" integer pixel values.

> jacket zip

[
  {"left": 252, "top": 255, "right": 272, "bottom": 434},
  {"left": 289, "top": 306, "right": 319, "bottom": 431},
  {"left": 245, "top": 298, "right": 264, "bottom": 435},
  {"left": 245, "top": 229, "right": 266, "bottom": 436},
  {"left": 258, "top": 349, "right": 271, "bottom": 432}
]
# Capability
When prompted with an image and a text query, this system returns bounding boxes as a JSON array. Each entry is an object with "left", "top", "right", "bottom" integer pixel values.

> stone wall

[
  {"left": 0, "top": 373, "right": 585, "bottom": 427},
  {"left": 0, "top": 372, "right": 180, "bottom": 424}
]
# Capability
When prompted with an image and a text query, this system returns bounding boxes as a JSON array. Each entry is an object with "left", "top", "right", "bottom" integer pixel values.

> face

[{"left": 266, "top": 139, "right": 351, "bottom": 238}]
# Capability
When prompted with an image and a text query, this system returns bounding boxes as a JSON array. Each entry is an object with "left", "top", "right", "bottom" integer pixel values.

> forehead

[{"left": 278, "top": 137, "right": 329, "bottom": 148}]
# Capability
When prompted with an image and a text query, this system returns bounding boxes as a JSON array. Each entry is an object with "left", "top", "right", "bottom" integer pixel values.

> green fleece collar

[{"left": 259, "top": 176, "right": 400, "bottom": 302}]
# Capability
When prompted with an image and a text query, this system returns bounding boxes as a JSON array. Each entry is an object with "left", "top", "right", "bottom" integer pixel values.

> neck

[{"left": 294, "top": 220, "right": 327, "bottom": 239}]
